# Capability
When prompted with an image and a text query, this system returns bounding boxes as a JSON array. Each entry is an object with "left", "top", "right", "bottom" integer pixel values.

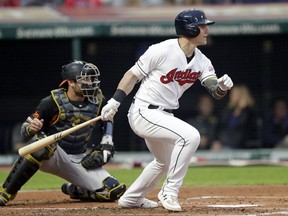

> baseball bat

[{"left": 18, "top": 115, "right": 102, "bottom": 157}]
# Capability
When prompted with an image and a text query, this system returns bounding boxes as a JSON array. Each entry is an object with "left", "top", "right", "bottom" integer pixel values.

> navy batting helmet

[{"left": 175, "top": 9, "right": 215, "bottom": 38}]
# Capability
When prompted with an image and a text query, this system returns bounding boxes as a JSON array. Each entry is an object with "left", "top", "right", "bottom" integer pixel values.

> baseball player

[
  {"left": 101, "top": 9, "right": 233, "bottom": 211},
  {"left": 0, "top": 60, "right": 126, "bottom": 206}
]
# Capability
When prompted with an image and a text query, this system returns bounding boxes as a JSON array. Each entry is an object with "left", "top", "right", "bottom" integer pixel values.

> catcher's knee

[
  {"left": 26, "top": 144, "right": 55, "bottom": 165},
  {"left": 95, "top": 176, "right": 126, "bottom": 202}
]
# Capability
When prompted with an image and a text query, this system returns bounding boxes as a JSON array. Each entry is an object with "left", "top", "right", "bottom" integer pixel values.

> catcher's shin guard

[
  {"left": 61, "top": 177, "right": 126, "bottom": 202},
  {"left": 1, "top": 156, "right": 39, "bottom": 205},
  {"left": 94, "top": 176, "right": 126, "bottom": 202}
]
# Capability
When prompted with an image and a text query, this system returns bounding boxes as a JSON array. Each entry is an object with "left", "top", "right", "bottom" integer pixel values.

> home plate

[{"left": 208, "top": 204, "right": 259, "bottom": 208}]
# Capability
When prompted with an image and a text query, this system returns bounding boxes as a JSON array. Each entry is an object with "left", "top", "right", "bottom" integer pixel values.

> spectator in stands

[
  {"left": 20, "top": 0, "right": 64, "bottom": 6},
  {"left": 263, "top": 98, "right": 288, "bottom": 148},
  {"left": 0, "top": 0, "right": 19, "bottom": 7},
  {"left": 186, "top": 94, "right": 218, "bottom": 150},
  {"left": 211, "top": 84, "right": 260, "bottom": 150},
  {"left": 64, "top": 0, "right": 101, "bottom": 7}
]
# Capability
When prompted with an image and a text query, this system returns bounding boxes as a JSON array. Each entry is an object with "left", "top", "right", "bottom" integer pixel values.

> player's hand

[
  {"left": 28, "top": 118, "right": 44, "bottom": 134},
  {"left": 101, "top": 98, "right": 120, "bottom": 121},
  {"left": 100, "top": 134, "right": 115, "bottom": 163},
  {"left": 217, "top": 74, "right": 233, "bottom": 91}
]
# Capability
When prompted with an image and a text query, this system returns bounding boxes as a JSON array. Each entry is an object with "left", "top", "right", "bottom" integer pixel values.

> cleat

[
  {"left": 0, "top": 187, "right": 12, "bottom": 206},
  {"left": 61, "top": 183, "right": 79, "bottom": 199},
  {"left": 0, "top": 192, "right": 9, "bottom": 206},
  {"left": 61, "top": 183, "right": 68, "bottom": 195},
  {"left": 118, "top": 197, "right": 158, "bottom": 208},
  {"left": 0, "top": 197, "right": 6, "bottom": 206},
  {"left": 158, "top": 192, "right": 182, "bottom": 211}
]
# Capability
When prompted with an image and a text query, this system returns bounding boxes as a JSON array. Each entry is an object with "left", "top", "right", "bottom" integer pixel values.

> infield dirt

[{"left": 1, "top": 185, "right": 288, "bottom": 216}]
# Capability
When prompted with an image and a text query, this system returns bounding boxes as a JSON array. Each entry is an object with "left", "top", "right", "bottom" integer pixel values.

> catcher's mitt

[
  {"left": 81, "top": 144, "right": 115, "bottom": 170},
  {"left": 81, "top": 150, "right": 104, "bottom": 170}
]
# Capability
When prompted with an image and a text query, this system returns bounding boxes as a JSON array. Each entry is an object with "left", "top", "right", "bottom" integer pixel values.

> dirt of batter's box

[{"left": 1, "top": 185, "right": 288, "bottom": 216}]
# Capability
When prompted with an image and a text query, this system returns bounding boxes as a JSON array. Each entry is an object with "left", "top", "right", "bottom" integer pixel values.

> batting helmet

[
  {"left": 60, "top": 60, "right": 101, "bottom": 104},
  {"left": 175, "top": 9, "right": 215, "bottom": 38}
]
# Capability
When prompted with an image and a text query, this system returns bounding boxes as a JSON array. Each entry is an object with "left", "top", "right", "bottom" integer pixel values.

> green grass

[{"left": 0, "top": 166, "right": 287, "bottom": 190}]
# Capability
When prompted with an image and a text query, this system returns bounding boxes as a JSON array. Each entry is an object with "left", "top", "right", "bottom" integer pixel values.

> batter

[{"left": 101, "top": 9, "right": 233, "bottom": 211}]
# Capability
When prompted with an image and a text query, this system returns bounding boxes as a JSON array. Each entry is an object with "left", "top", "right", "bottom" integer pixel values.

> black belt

[{"left": 132, "top": 99, "right": 173, "bottom": 113}]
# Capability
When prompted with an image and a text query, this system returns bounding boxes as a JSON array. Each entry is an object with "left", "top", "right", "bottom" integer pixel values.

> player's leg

[
  {"left": 61, "top": 176, "right": 126, "bottom": 202},
  {"left": 118, "top": 138, "right": 170, "bottom": 208},
  {"left": 153, "top": 115, "right": 200, "bottom": 211},
  {"left": 118, "top": 107, "right": 175, "bottom": 208},
  {"left": 0, "top": 144, "right": 55, "bottom": 206},
  {"left": 40, "top": 146, "right": 126, "bottom": 202},
  {"left": 121, "top": 107, "right": 200, "bottom": 210}
]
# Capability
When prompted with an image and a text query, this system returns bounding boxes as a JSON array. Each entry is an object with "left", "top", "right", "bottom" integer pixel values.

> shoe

[
  {"left": 0, "top": 197, "right": 6, "bottom": 206},
  {"left": 0, "top": 192, "right": 9, "bottom": 206},
  {"left": 158, "top": 192, "right": 182, "bottom": 211},
  {"left": 0, "top": 186, "right": 12, "bottom": 206},
  {"left": 118, "top": 197, "right": 158, "bottom": 208},
  {"left": 61, "top": 183, "right": 79, "bottom": 199}
]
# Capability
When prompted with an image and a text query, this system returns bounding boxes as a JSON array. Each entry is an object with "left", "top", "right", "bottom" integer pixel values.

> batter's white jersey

[{"left": 130, "top": 38, "right": 216, "bottom": 109}]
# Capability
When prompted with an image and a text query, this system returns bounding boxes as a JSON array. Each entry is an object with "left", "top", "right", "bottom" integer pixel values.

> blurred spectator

[
  {"left": 64, "top": 0, "right": 101, "bottom": 7},
  {"left": 211, "top": 84, "right": 261, "bottom": 151},
  {"left": 263, "top": 98, "right": 288, "bottom": 148},
  {"left": 0, "top": 0, "right": 19, "bottom": 7},
  {"left": 186, "top": 94, "right": 218, "bottom": 150},
  {"left": 21, "top": 0, "right": 64, "bottom": 6}
]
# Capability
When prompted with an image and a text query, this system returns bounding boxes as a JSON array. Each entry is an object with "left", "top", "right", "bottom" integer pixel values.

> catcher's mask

[{"left": 60, "top": 60, "right": 101, "bottom": 104}]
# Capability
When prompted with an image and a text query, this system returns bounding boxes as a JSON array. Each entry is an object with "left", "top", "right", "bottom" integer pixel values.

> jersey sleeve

[
  {"left": 130, "top": 44, "right": 160, "bottom": 80},
  {"left": 30, "top": 96, "right": 58, "bottom": 128},
  {"left": 199, "top": 56, "right": 217, "bottom": 84}
]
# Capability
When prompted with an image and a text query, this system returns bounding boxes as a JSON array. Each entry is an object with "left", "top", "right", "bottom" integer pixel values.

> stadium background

[{"left": 0, "top": 4, "right": 288, "bottom": 154}]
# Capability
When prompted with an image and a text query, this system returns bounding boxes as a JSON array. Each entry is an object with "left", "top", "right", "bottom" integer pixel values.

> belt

[{"left": 132, "top": 99, "right": 173, "bottom": 113}]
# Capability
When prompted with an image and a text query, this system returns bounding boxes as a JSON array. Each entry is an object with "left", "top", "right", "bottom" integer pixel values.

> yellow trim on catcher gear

[{"left": 24, "top": 154, "right": 41, "bottom": 166}]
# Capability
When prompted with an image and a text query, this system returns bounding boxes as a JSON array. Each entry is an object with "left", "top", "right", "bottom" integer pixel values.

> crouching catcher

[{"left": 0, "top": 60, "right": 126, "bottom": 206}]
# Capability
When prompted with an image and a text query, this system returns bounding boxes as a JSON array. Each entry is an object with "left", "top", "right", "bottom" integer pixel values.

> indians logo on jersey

[{"left": 160, "top": 68, "right": 201, "bottom": 86}]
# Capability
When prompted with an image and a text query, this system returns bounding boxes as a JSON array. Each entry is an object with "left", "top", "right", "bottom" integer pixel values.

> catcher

[{"left": 0, "top": 60, "right": 126, "bottom": 206}]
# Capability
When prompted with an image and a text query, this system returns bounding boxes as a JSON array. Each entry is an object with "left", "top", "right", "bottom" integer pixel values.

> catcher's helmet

[
  {"left": 175, "top": 9, "right": 215, "bottom": 38},
  {"left": 60, "top": 60, "right": 101, "bottom": 104}
]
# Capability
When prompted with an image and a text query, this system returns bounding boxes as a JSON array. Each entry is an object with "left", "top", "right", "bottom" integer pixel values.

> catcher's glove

[
  {"left": 81, "top": 150, "right": 104, "bottom": 170},
  {"left": 81, "top": 144, "right": 115, "bottom": 170}
]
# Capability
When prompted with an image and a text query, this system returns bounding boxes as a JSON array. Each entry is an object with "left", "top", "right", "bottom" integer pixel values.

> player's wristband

[
  {"left": 213, "top": 86, "right": 227, "bottom": 99},
  {"left": 112, "top": 89, "right": 127, "bottom": 103},
  {"left": 21, "top": 124, "right": 34, "bottom": 138}
]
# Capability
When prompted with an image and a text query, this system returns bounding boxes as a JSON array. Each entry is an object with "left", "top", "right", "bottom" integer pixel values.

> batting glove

[
  {"left": 100, "top": 134, "right": 114, "bottom": 163},
  {"left": 217, "top": 74, "right": 233, "bottom": 91},
  {"left": 101, "top": 98, "right": 120, "bottom": 121}
]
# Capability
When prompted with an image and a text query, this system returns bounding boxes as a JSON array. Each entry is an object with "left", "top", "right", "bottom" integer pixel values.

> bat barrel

[{"left": 18, "top": 116, "right": 102, "bottom": 157}]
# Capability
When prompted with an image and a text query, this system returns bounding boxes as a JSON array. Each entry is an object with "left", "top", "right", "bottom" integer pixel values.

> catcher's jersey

[{"left": 130, "top": 38, "right": 216, "bottom": 109}]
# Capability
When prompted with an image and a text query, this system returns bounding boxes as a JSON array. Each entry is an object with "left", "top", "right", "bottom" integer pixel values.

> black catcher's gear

[
  {"left": 81, "top": 150, "right": 105, "bottom": 170},
  {"left": 61, "top": 176, "right": 126, "bottom": 202},
  {"left": 175, "top": 9, "right": 215, "bottom": 38},
  {"left": 60, "top": 60, "right": 101, "bottom": 104},
  {"left": 0, "top": 157, "right": 39, "bottom": 205},
  {"left": 81, "top": 144, "right": 115, "bottom": 170}
]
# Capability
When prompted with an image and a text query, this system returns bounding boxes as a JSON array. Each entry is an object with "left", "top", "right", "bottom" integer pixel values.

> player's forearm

[
  {"left": 203, "top": 76, "right": 227, "bottom": 100},
  {"left": 117, "top": 70, "right": 138, "bottom": 96},
  {"left": 21, "top": 122, "right": 35, "bottom": 139},
  {"left": 112, "top": 70, "right": 138, "bottom": 103}
]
